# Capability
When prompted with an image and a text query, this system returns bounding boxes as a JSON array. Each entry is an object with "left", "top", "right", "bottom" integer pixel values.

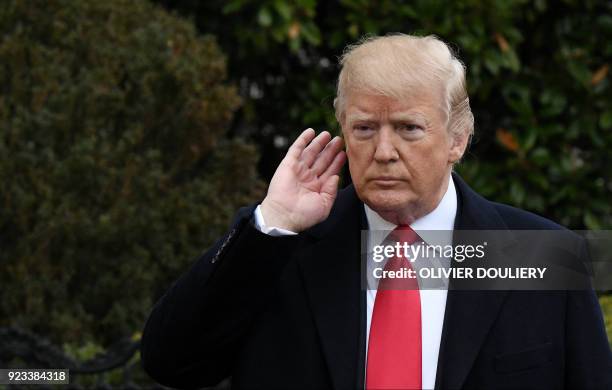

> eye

[
  {"left": 354, "top": 124, "right": 373, "bottom": 132},
  {"left": 352, "top": 123, "right": 376, "bottom": 139},
  {"left": 396, "top": 123, "right": 426, "bottom": 140},
  {"left": 397, "top": 123, "right": 423, "bottom": 132}
]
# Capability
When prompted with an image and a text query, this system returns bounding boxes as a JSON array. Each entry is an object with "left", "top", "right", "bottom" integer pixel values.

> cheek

[
  {"left": 420, "top": 133, "right": 451, "bottom": 164},
  {"left": 346, "top": 150, "right": 366, "bottom": 183},
  {"left": 400, "top": 142, "right": 437, "bottom": 165},
  {"left": 399, "top": 138, "right": 449, "bottom": 180},
  {"left": 346, "top": 139, "right": 372, "bottom": 174}
]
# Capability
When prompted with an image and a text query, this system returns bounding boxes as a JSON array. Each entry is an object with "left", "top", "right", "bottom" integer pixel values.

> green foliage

[
  {"left": 1, "top": 0, "right": 610, "bottom": 367},
  {"left": 63, "top": 340, "right": 105, "bottom": 362},
  {"left": 157, "top": 0, "right": 611, "bottom": 345},
  {"left": 62, "top": 339, "right": 144, "bottom": 387},
  {"left": 161, "top": 0, "right": 611, "bottom": 230},
  {"left": 0, "top": 0, "right": 263, "bottom": 345},
  {"left": 600, "top": 295, "right": 612, "bottom": 347}
]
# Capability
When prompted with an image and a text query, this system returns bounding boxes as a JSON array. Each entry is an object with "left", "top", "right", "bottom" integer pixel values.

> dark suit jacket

[{"left": 141, "top": 173, "right": 612, "bottom": 389}]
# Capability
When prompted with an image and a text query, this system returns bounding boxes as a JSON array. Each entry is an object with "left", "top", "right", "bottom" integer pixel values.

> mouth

[{"left": 370, "top": 177, "right": 403, "bottom": 187}]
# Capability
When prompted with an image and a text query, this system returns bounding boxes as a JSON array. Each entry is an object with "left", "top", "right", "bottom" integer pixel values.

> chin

[{"left": 362, "top": 190, "right": 412, "bottom": 213}]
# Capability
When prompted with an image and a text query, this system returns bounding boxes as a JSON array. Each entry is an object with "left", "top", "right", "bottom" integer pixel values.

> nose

[{"left": 373, "top": 126, "right": 399, "bottom": 163}]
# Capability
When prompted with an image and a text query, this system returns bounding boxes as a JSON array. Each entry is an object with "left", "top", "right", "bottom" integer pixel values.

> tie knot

[{"left": 386, "top": 224, "right": 420, "bottom": 245}]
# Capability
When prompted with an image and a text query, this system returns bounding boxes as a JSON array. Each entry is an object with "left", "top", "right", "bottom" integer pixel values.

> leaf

[
  {"left": 222, "top": 1, "right": 244, "bottom": 14},
  {"left": 523, "top": 129, "right": 537, "bottom": 151},
  {"left": 301, "top": 21, "right": 321, "bottom": 45},
  {"left": 257, "top": 7, "right": 273, "bottom": 27},
  {"left": 600, "top": 110, "right": 612, "bottom": 129},
  {"left": 288, "top": 21, "right": 300, "bottom": 39},
  {"left": 567, "top": 60, "right": 592, "bottom": 86},
  {"left": 494, "top": 32, "right": 509, "bottom": 52},
  {"left": 504, "top": 49, "right": 520, "bottom": 72},
  {"left": 273, "top": 1, "right": 292, "bottom": 21},
  {"left": 591, "top": 64, "right": 609, "bottom": 86},
  {"left": 540, "top": 90, "right": 567, "bottom": 117},
  {"left": 510, "top": 181, "right": 525, "bottom": 205},
  {"left": 584, "top": 212, "right": 601, "bottom": 230},
  {"left": 496, "top": 128, "right": 520, "bottom": 152},
  {"left": 484, "top": 51, "right": 500, "bottom": 75}
]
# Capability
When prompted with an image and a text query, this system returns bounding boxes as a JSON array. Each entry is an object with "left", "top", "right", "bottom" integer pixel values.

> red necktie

[{"left": 366, "top": 225, "right": 422, "bottom": 390}]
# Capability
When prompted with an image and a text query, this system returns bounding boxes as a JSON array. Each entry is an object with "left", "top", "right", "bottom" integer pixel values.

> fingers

[
  {"left": 287, "top": 128, "right": 316, "bottom": 160},
  {"left": 311, "top": 136, "right": 344, "bottom": 177},
  {"left": 321, "top": 174, "right": 340, "bottom": 197},
  {"left": 286, "top": 129, "right": 344, "bottom": 182},
  {"left": 319, "top": 149, "right": 346, "bottom": 183},
  {"left": 299, "top": 131, "right": 332, "bottom": 167}
]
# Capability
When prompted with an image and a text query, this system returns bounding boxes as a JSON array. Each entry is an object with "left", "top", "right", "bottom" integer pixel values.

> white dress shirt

[
  {"left": 253, "top": 174, "right": 457, "bottom": 389},
  {"left": 364, "top": 175, "right": 456, "bottom": 389}
]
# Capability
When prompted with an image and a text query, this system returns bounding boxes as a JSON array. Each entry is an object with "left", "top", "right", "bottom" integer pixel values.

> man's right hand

[{"left": 260, "top": 128, "right": 346, "bottom": 233}]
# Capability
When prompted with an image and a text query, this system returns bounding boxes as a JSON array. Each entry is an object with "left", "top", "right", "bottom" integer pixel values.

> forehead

[{"left": 343, "top": 90, "right": 445, "bottom": 121}]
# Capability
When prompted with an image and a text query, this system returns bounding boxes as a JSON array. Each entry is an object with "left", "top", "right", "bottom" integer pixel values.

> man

[{"left": 141, "top": 34, "right": 612, "bottom": 389}]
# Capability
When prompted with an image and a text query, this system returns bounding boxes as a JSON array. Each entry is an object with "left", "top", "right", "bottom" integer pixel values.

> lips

[
  {"left": 373, "top": 177, "right": 401, "bottom": 181},
  {"left": 370, "top": 177, "right": 403, "bottom": 186}
]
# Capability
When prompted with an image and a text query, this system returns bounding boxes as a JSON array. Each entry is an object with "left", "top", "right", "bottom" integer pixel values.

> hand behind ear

[{"left": 261, "top": 129, "right": 346, "bottom": 232}]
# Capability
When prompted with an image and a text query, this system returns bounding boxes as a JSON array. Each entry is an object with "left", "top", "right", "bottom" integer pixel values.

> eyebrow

[
  {"left": 345, "top": 109, "right": 430, "bottom": 124},
  {"left": 345, "top": 111, "right": 374, "bottom": 122},
  {"left": 389, "top": 112, "right": 429, "bottom": 124}
]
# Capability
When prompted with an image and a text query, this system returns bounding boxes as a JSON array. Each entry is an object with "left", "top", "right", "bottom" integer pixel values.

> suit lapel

[
  {"left": 297, "top": 185, "right": 365, "bottom": 390},
  {"left": 434, "top": 173, "right": 511, "bottom": 390}
]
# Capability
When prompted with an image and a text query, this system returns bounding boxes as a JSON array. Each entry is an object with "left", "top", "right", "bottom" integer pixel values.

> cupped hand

[{"left": 260, "top": 128, "right": 346, "bottom": 232}]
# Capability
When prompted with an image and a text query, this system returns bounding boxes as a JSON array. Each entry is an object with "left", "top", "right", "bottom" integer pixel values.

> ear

[
  {"left": 448, "top": 129, "right": 470, "bottom": 163},
  {"left": 337, "top": 115, "right": 346, "bottom": 132},
  {"left": 334, "top": 98, "right": 344, "bottom": 124},
  {"left": 337, "top": 109, "right": 347, "bottom": 139},
  {"left": 340, "top": 124, "right": 349, "bottom": 153}
]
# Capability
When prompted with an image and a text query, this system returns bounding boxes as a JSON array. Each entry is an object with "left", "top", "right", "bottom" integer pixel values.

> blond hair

[{"left": 334, "top": 34, "right": 474, "bottom": 139}]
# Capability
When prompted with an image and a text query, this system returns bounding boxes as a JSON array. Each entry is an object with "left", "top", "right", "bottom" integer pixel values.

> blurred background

[{"left": 1, "top": 0, "right": 610, "bottom": 388}]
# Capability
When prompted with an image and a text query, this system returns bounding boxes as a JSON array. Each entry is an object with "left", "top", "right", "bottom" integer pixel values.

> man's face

[{"left": 340, "top": 90, "right": 466, "bottom": 223}]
